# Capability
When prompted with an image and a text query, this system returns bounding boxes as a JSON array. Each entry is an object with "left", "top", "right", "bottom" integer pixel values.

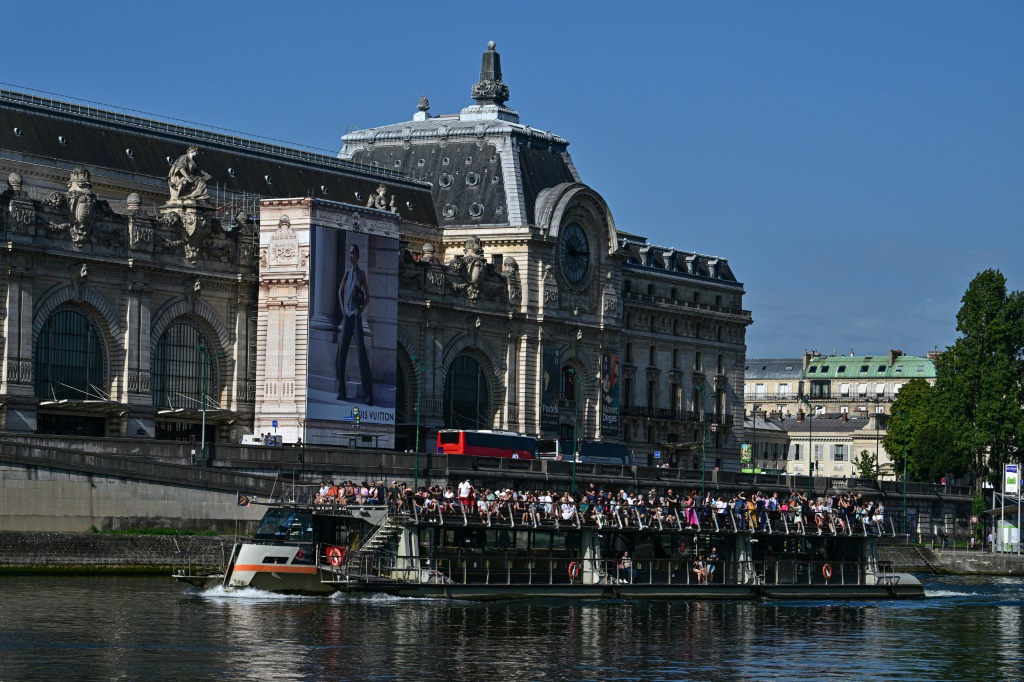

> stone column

[{"left": 310, "top": 226, "right": 339, "bottom": 332}]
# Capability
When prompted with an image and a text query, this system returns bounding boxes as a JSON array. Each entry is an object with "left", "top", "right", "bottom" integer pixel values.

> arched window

[
  {"left": 35, "top": 307, "right": 105, "bottom": 400},
  {"left": 152, "top": 321, "right": 217, "bottom": 409},
  {"left": 442, "top": 354, "right": 490, "bottom": 429},
  {"left": 561, "top": 366, "right": 578, "bottom": 403}
]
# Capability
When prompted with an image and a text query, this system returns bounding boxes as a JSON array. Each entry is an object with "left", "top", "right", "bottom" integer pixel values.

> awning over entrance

[
  {"left": 156, "top": 407, "right": 240, "bottom": 424},
  {"left": 38, "top": 399, "right": 129, "bottom": 417}
]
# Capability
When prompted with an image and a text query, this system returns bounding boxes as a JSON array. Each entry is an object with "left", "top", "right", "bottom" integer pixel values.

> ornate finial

[
  {"left": 125, "top": 193, "right": 142, "bottom": 215},
  {"left": 471, "top": 41, "right": 510, "bottom": 106},
  {"left": 417, "top": 95, "right": 430, "bottom": 112},
  {"left": 7, "top": 172, "right": 23, "bottom": 192}
]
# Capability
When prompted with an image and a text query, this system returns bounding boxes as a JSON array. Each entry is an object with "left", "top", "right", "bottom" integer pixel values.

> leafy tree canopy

[{"left": 933, "top": 269, "right": 1024, "bottom": 488}]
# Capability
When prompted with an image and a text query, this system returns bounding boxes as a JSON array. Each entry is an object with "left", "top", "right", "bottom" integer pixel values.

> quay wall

[
  {"left": 0, "top": 532, "right": 229, "bottom": 572},
  {"left": 0, "top": 463, "right": 265, "bottom": 534}
]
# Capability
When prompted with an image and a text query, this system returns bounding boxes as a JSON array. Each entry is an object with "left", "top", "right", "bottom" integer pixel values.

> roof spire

[{"left": 471, "top": 41, "right": 509, "bottom": 106}]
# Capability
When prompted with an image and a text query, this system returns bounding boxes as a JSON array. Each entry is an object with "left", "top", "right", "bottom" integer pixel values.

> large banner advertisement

[
  {"left": 600, "top": 351, "right": 620, "bottom": 437},
  {"left": 305, "top": 224, "right": 397, "bottom": 446},
  {"left": 541, "top": 346, "right": 560, "bottom": 432}
]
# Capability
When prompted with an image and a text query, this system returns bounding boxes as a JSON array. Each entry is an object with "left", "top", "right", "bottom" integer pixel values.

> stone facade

[
  {"left": 340, "top": 43, "right": 752, "bottom": 467},
  {"left": 0, "top": 44, "right": 753, "bottom": 471}
]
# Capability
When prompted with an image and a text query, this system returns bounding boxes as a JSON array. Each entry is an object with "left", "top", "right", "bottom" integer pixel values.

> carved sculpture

[
  {"left": 448, "top": 237, "right": 488, "bottom": 304},
  {"left": 45, "top": 166, "right": 97, "bottom": 247},
  {"left": 366, "top": 184, "right": 398, "bottom": 213},
  {"left": 167, "top": 145, "right": 211, "bottom": 203}
]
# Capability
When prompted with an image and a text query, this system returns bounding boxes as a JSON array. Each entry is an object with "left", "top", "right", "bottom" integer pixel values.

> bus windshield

[
  {"left": 579, "top": 441, "right": 632, "bottom": 464},
  {"left": 537, "top": 438, "right": 574, "bottom": 460}
]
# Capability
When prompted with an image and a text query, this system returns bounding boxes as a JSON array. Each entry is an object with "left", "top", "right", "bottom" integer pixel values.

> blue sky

[{"left": 6, "top": 1, "right": 1022, "bottom": 358}]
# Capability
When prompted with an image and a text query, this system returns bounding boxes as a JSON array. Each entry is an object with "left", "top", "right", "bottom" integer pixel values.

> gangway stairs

[{"left": 321, "top": 508, "right": 409, "bottom": 584}]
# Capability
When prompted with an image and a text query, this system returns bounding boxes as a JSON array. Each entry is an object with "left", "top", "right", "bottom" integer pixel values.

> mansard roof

[
  {"left": 619, "top": 236, "right": 741, "bottom": 286},
  {"left": 744, "top": 359, "right": 803, "bottom": 380},
  {"left": 339, "top": 43, "right": 580, "bottom": 229},
  {"left": 0, "top": 87, "right": 437, "bottom": 226}
]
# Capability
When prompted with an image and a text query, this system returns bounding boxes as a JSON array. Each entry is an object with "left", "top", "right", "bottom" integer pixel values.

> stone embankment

[
  {"left": 0, "top": 532, "right": 231, "bottom": 573},
  {"left": 880, "top": 542, "right": 1024, "bottom": 576}
]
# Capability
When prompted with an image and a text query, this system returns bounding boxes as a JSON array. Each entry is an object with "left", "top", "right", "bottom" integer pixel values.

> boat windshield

[{"left": 254, "top": 509, "right": 313, "bottom": 542}]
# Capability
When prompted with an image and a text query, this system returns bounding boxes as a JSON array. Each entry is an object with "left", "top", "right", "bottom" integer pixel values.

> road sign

[
  {"left": 971, "top": 515, "right": 979, "bottom": 524},
  {"left": 272, "top": 420, "right": 278, "bottom": 429},
  {"left": 654, "top": 451, "right": 661, "bottom": 459}
]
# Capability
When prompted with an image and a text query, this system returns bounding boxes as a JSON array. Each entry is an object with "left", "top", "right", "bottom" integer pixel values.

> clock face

[{"left": 559, "top": 222, "right": 590, "bottom": 285}]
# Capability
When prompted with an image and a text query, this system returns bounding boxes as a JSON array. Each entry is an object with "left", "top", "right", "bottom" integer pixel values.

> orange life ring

[
  {"left": 568, "top": 561, "right": 580, "bottom": 579},
  {"left": 325, "top": 545, "right": 346, "bottom": 567},
  {"left": 822, "top": 563, "right": 833, "bottom": 580}
]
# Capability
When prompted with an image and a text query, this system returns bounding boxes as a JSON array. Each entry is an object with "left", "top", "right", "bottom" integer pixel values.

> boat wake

[{"left": 194, "top": 585, "right": 320, "bottom": 601}]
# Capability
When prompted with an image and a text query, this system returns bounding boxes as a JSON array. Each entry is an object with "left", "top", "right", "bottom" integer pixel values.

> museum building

[{"left": 1, "top": 43, "right": 752, "bottom": 468}]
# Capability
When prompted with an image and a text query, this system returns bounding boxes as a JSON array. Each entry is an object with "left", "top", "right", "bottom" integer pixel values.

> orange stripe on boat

[{"left": 232, "top": 564, "right": 319, "bottom": 574}]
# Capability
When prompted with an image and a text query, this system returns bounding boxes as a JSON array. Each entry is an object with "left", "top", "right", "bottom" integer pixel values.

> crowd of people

[{"left": 312, "top": 480, "right": 887, "bottom": 534}]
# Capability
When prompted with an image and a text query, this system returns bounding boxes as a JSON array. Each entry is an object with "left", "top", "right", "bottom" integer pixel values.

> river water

[{"left": 0, "top": 575, "right": 1021, "bottom": 680}]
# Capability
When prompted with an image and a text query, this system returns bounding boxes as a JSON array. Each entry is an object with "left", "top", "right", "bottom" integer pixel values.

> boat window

[{"left": 254, "top": 509, "right": 313, "bottom": 542}]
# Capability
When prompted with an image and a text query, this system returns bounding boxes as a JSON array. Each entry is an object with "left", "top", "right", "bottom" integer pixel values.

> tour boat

[{"left": 173, "top": 498, "right": 925, "bottom": 600}]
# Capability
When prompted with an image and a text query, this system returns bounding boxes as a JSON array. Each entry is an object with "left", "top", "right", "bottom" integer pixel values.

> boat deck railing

[
  {"left": 315, "top": 500, "right": 898, "bottom": 538},
  {"left": 320, "top": 553, "right": 893, "bottom": 589}
]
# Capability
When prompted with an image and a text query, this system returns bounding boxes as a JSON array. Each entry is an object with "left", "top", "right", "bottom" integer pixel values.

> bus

[
  {"left": 437, "top": 430, "right": 538, "bottom": 459},
  {"left": 578, "top": 441, "right": 633, "bottom": 465},
  {"left": 537, "top": 437, "right": 574, "bottom": 461}
]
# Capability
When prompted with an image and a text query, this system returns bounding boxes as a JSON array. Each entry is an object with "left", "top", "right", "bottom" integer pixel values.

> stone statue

[
  {"left": 167, "top": 145, "right": 211, "bottom": 203},
  {"left": 504, "top": 256, "right": 522, "bottom": 305},
  {"left": 366, "top": 184, "right": 397, "bottom": 213}
]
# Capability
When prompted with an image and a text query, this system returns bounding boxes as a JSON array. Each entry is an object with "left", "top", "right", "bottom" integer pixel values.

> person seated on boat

[
  {"left": 542, "top": 491, "right": 555, "bottom": 517},
  {"left": 693, "top": 554, "right": 707, "bottom": 584},
  {"left": 617, "top": 551, "right": 637, "bottom": 583},
  {"left": 872, "top": 502, "right": 885, "bottom": 524},
  {"left": 560, "top": 495, "right": 575, "bottom": 521}
]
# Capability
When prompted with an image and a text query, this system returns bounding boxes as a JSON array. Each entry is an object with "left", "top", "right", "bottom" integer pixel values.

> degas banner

[
  {"left": 600, "top": 351, "right": 620, "bottom": 437},
  {"left": 541, "top": 346, "right": 560, "bottom": 432},
  {"left": 305, "top": 224, "right": 397, "bottom": 446}
]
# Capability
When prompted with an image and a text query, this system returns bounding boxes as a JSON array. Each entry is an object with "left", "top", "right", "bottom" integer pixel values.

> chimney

[
  {"left": 888, "top": 349, "right": 903, "bottom": 367},
  {"left": 796, "top": 410, "right": 805, "bottom": 422},
  {"left": 841, "top": 412, "right": 848, "bottom": 423}
]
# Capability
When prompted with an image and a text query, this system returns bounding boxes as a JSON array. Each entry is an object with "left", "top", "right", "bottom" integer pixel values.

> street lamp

[
  {"left": 195, "top": 344, "right": 224, "bottom": 468},
  {"left": 801, "top": 398, "right": 823, "bottom": 500},
  {"left": 695, "top": 384, "right": 711, "bottom": 497},
  {"left": 566, "top": 368, "right": 599, "bottom": 495},
  {"left": 896, "top": 408, "right": 907, "bottom": 536},
  {"left": 751, "top": 402, "right": 762, "bottom": 471},
  {"left": 410, "top": 354, "right": 426, "bottom": 492}
]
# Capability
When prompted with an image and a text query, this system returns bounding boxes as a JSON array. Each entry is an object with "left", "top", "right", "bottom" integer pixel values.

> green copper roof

[{"left": 804, "top": 355, "right": 935, "bottom": 380}]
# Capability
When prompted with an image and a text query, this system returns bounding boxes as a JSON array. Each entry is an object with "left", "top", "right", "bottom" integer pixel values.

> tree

[
  {"left": 853, "top": 449, "right": 882, "bottom": 480},
  {"left": 933, "top": 270, "right": 1024, "bottom": 490},
  {"left": 884, "top": 378, "right": 934, "bottom": 480}
]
